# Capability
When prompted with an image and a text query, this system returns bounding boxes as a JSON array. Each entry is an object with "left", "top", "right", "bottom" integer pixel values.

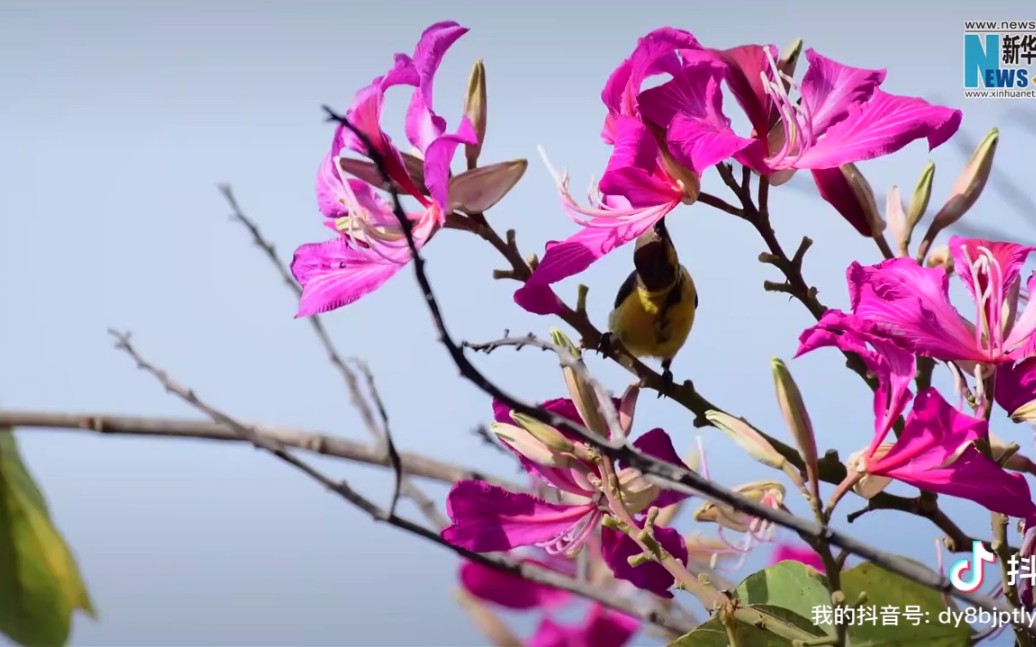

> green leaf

[
  {"left": 667, "top": 560, "right": 975, "bottom": 647},
  {"left": 0, "top": 430, "right": 95, "bottom": 646},
  {"left": 842, "top": 561, "right": 972, "bottom": 647},
  {"left": 668, "top": 561, "right": 832, "bottom": 646}
]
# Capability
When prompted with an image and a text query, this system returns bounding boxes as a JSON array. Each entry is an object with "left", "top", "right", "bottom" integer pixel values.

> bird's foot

[
  {"left": 658, "top": 361, "right": 674, "bottom": 399},
  {"left": 595, "top": 332, "right": 615, "bottom": 356}
]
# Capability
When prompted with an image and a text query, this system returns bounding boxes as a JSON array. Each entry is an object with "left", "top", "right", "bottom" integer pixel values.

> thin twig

[
  {"left": 351, "top": 358, "right": 406, "bottom": 519},
  {"left": 218, "top": 184, "right": 443, "bottom": 526},
  {"left": 0, "top": 409, "right": 520, "bottom": 490},
  {"left": 105, "top": 329, "right": 688, "bottom": 635}
]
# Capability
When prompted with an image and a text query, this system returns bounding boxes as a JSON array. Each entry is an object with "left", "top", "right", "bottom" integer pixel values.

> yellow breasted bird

[{"left": 604, "top": 218, "right": 697, "bottom": 388}]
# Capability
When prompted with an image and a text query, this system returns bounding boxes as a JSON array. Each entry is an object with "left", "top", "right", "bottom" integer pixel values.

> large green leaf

[
  {"left": 0, "top": 430, "right": 95, "bottom": 646},
  {"left": 841, "top": 561, "right": 972, "bottom": 647},
  {"left": 668, "top": 560, "right": 974, "bottom": 647}
]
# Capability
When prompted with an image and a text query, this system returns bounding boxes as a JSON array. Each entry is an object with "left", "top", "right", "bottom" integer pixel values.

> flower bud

[
  {"left": 812, "top": 164, "right": 881, "bottom": 237},
  {"left": 509, "top": 413, "right": 577, "bottom": 455},
  {"left": 550, "top": 328, "right": 611, "bottom": 438},
  {"left": 771, "top": 358, "right": 819, "bottom": 494},
  {"left": 906, "top": 161, "right": 935, "bottom": 232},
  {"left": 447, "top": 159, "right": 527, "bottom": 214},
  {"left": 705, "top": 411, "right": 802, "bottom": 487},
  {"left": 617, "top": 384, "right": 640, "bottom": 439},
  {"left": 886, "top": 186, "right": 907, "bottom": 253},
  {"left": 930, "top": 128, "right": 998, "bottom": 230},
  {"left": 464, "top": 59, "right": 487, "bottom": 169},
  {"left": 777, "top": 38, "right": 805, "bottom": 83},
  {"left": 490, "top": 422, "right": 574, "bottom": 467}
]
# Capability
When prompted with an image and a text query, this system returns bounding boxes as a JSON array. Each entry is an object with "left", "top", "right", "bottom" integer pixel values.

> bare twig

[
  {"left": 323, "top": 105, "right": 1031, "bottom": 632},
  {"left": 105, "top": 329, "right": 688, "bottom": 635},
  {"left": 218, "top": 184, "right": 443, "bottom": 526},
  {"left": 0, "top": 409, "right": 520, "bottom": 491},
  {"left": 351, "top": 358, "right": 405, "bottom": 519}
]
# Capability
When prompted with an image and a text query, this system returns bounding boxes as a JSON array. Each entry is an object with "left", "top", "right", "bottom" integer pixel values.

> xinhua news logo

[
  {"left": 963, "top": 20, "right": 1036, "bottom": 98},
  {"left": 950, "top": 540, "right": 1036, "bottom": 592}
]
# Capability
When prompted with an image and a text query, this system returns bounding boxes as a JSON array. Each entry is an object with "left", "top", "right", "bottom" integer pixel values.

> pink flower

[
  {"left": 529, "top": 603, "right": 640, "bottom": 647},
  {"left": 798, "top": 313, "right": 1036, "bottom": 520},
  {"left": 661, "top": 46, "right": 961, "bottom": 179},
  {"left": 831, "top": 237, "right": 1036, "bottom": 367},
  {"left": 515, "top": 31, "right": 732, "bottom": 314},
  {"left": 290, "top": 22, "right": 478, "bottom": 317},
  {"left": 442, "top": 398, "right": 690, "bottom": 597},
  {"left": 769, "top": 543, "right": 825, "bottom": 572}
]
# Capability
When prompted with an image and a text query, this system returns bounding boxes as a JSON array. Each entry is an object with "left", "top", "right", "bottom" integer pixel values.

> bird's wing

[{"left": 613, "top": 269, "right": 639, "bottom": 309}]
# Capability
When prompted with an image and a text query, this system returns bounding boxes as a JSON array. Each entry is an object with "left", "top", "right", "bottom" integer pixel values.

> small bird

[{"left": 603, "top": 218, "right": 698, "bottom": 388}]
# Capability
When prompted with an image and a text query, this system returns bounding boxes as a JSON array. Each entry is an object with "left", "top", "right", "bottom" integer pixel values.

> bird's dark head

[{"left": 633, "top": 219, "right": 679, "bottom": 291}]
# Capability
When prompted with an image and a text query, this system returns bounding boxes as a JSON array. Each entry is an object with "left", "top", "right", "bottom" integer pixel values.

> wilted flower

[
  {"left": 442, "top": 398, "right": 691, "bottom": 597},
  {"left": 694, "top": 481, "right": 786, "bottom": 558}
]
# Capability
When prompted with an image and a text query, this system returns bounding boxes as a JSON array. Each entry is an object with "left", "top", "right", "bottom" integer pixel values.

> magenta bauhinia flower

[
  {"left": 290, "top": 21, "right": 478, "bottom": 317},
  {"left": 529, "top": 603, "right": 640, "bottom": 647},
  {"left": 823, "top": 237, "right": 1036, "bottom": 369},
  {"left": 514, "top": 30, "right": 726, "bottom": 314},
  {"left": 798, "top": 313, "right": 1036, "bottom": 520},
  {"left": 442, "top": 398, "right": 690, "bottom": 597},
  {"left": 661, "top": 45, "right": 962, "bottom": 181},
  {"left": 769, "top": 543, "right": 825, "bottom": 572}
]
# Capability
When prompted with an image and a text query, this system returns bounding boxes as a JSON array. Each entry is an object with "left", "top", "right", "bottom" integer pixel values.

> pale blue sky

[{"left": 2, "top": 1, "right": 1036, "bottom": 645}]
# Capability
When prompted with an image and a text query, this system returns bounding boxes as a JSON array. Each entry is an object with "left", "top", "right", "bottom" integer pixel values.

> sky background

[{"left": 2, "top": 0, "right": 1036, "bottom": 645}]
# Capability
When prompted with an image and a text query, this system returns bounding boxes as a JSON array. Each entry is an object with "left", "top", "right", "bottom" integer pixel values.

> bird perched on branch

[{"left": 602, "top": 218, "right": 697, "bottom": 389}]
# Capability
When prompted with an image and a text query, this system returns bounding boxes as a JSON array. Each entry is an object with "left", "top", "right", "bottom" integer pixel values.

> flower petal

[
  {"left": 794, "top": 89, "right": 962, "bottom": 169},
  {"left": 404, "top": 21, "right": 469, "bottom": 152},
  {"left": 518, "top": 207, "right": 669, "bottom": 292},
  {"left": 799, "top": 49, "right": 886, "bottom": 135},
  {"left": 666, "top": 113, "right": 755, "bottom": 174},
  {"left": 442, "top": 480, "right": 598, "bottom": 552},
  {"left": 637, "top": 58, "right": 730, "bottom": 130},
  {"left": 598, "top": 117, "right": 680, "bottom": 207},
  {"left": 713, "top": 44, "right": 777, "bottom": 136},
  {"left": 950, "top": 236, "right": 1035, "bottom": 311},
  {"left": 770, "top": 543, "right": 825, "bottom": 571},
  {"left": 459, "top": 559, "right": 571, "bottom": 610},
  {"left": 513, "top": 282, "right": 567, "bottom": 316},
  {"left": 290, "top": 238, "right": 405, "bottom": 317},
  {"left": 530, "top": 603, "right": 639, "bottom": 647},
  {"left": 846, "top": 258, "right": 983, "bottom": 362},
  {"left": 600, "top": 524, "right": 687, "bottom": 598},
  {"left": 996, "top": 358, "right": 1036, "bottom": 416},
  {"left": 423, "top": 117, "right": 479, "bottom": 208},
  {"left": 796, "top": 310, "right": 915, "bottom": 445}
]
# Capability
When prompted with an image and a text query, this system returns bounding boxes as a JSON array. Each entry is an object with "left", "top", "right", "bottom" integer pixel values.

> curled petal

[
  {"left": 629, "top": 428, "right": 689, "bottom": 508},
  {"left": 600, "top": 524, "right": 688, "bottom": 598},
  {"left": 423, "top": 117, "right": 479, "bottom": 208},
  {"left": 996, "top": 358, "right": 1036, "bottom": 419},
  {"left": 713, "top": 44, "right": 777, "bottom": 136},
  {"left": 404, "top": 21, "right": 469, "bottom": 152}
]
